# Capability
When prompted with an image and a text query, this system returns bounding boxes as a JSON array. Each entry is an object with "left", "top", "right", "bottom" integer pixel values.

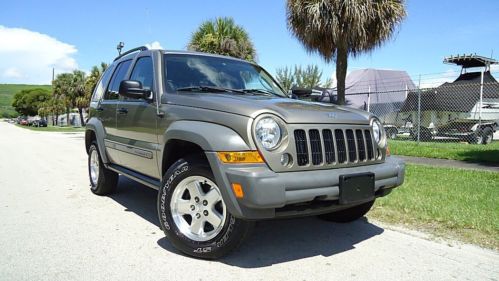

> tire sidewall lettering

[{"left": 160, "top": 163, "right": 189, "bottom": 231}]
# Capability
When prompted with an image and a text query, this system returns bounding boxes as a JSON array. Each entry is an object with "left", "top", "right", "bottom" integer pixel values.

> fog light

[{"left": 280, "top": 153, "right": 292, "bottom": 166}]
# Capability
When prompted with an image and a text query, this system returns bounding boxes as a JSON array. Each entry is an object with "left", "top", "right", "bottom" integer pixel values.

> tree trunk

[
  {"left": 78, "top": 107, "right": 85, "bottom": 126},
  {"left": 336, "top": 43, "right": 348, "bottom": 105}
]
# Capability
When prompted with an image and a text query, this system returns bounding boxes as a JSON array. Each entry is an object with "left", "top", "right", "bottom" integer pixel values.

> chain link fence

[{"left": 305, "top": 72, "right": 499, "bottom": 145}]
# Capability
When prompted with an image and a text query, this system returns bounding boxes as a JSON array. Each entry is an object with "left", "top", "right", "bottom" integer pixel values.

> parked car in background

[{"left": 32, "top": 119, "right": 48, "bottom": 127}]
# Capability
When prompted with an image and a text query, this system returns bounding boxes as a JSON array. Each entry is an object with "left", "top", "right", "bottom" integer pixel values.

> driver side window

[{"left": 130, "top": 57, "right": 154, "bottom": 90}]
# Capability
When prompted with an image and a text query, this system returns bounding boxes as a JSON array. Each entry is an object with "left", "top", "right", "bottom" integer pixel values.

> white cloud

[
  {"left": 145, "top": 41, "right": 163, "bottom": 50},
  {"left": 3, "top": 67, "right": 22, "bottom": 79},
  {"left": 0, "top": 26, "right": 78, "bottom": 84}
]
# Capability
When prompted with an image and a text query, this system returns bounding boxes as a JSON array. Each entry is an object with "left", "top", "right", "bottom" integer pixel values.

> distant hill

[{"left": 0, "top": 84, "right": 52, "bottom": 117}]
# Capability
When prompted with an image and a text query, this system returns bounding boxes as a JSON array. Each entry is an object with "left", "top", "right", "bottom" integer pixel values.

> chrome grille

[{"left": 294, "top": 127, "right": 376, "bottom": 167}]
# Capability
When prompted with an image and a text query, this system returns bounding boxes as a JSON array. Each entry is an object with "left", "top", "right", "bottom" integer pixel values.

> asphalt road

[{"left": 0, "top": 122, "right": 498, "bottom": 281}]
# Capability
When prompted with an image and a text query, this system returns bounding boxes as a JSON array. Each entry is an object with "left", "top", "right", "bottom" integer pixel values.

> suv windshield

[{"left": 164, "top": 54, "right": 287, "bottom": 97}]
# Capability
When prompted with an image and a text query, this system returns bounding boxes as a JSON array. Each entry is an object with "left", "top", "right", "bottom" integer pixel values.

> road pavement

[{"left": 0, "top": 122, "right": 498, "bottom": 281}]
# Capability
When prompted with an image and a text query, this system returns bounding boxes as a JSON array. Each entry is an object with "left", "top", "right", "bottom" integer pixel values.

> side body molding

[
  {"left": 162, "top": 121, "right": 251, "bottom": 152},
  {"left": 86, "top": 118, "right": 110, "bottom": 164}
]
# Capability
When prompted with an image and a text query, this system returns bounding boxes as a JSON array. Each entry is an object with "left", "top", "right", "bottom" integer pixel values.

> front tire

[
  {"left": 158, "top": 156, "right": 254, "bottom": 259},
  {"left": 318, "top": 200, "right": 375, "bottom": 223},
  {"left": 88, "top": 142, "right": 118, "bottom": 195}
]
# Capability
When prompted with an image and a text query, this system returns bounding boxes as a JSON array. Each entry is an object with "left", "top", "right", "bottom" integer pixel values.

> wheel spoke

[
  {"left": 204, "top": 188, "right": 220, "bottom": 205},
  {"left": 206, "top": 210, "right": 222, "bottom": 227},
  {"left": 190, "top": 218, "right": 204, "bottom": 235},
  {"left": 187, "top": 182, "right": 203, "bottom": 199},
  {"left": 176, "top": 199, "right": 192, "bottom": 215}
]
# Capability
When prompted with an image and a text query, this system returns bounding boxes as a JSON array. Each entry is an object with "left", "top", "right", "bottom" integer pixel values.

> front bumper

[{"left": 206, "top": 153, "right": 405, "bottom": 220}]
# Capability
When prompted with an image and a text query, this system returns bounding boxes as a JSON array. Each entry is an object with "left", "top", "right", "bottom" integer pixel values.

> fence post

[
  {"left": 417, "top": 75, "right": 421, "bottom": 144},
  {"left": 479, "top": 70, "right": 484, "bottom": 125},
  {"left": 367, "top": 86, "right": 371, "bottom": 112}
]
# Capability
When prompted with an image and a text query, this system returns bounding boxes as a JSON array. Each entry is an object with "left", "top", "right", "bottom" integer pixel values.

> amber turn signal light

[
  {"left": 217, "top": 151, "right": 264, "bottom": 164},
  {"left": 231, "top": 183, "right": 244, "bottom": 198}
]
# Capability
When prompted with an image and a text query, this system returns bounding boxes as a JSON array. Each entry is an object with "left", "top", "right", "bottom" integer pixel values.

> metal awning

[{"left": 443, "top": 54, "right": 498, "bottom": 68}]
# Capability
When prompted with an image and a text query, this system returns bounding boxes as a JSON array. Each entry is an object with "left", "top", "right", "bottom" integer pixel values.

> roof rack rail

[{"left": 114, "top": 46, "right": 148, "bottom": 61}]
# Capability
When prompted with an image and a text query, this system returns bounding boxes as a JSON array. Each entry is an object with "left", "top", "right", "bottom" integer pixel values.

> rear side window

[
  {"left": 91, "top": 66, "right": 114, "bottom": 102},
  {"left": 104, "top": 60, "right": 132, "bottom": 100}
]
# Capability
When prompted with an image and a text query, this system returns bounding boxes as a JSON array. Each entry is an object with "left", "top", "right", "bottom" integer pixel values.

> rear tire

[
  {"left": 482, "top": 127, "right": 493, "bottom": 145},
  {"left": 158, "top": 156, "right": 254, "bottom": 259},
  {"left": 88, "top": 142, "right": 118, "bottom": 195},
  {"left": 318, "top": 200, "right": 375, "bottom": 223}
]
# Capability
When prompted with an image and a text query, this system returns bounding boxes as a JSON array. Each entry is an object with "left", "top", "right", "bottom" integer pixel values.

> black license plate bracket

[{"left": 339, "top": 173, "right": 375, "bottom": 205}]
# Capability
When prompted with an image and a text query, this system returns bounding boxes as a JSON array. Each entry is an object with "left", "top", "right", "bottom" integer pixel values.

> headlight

[
  {"left": 255, "top": 117, "right": 282, "bottom": 150},
  {"left": 371, "top": 118, "right": 385, "bottom": 146},
  {"left": 372, "top": 119, "right": 382, "bottom": 143}
]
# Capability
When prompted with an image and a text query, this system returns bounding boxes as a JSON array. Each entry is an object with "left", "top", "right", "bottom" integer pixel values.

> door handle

[{"left": 117, "top": 107, "right": 128, "bottom": 115}]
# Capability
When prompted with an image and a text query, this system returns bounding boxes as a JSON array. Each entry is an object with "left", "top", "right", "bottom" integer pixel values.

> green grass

[
  {"left": 369, "top": 164, "right": 499, "bottom": 249},
  {"left": 389, "top": 139, "right": 499, "bottom": 164},
  {"left": 15, "top": 124, "right": 84, "bottom": 133},
  {"left": 0, "top": 84, "right": 52, "bottom": 117}
]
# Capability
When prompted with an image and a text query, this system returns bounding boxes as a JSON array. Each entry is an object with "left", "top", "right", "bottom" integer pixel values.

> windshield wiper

[
  {"left": 240, "top": 88, "right": 278, "bottom": 96},
  {"left": 176, "top": 86, "right": 245, "bottom": 94}
]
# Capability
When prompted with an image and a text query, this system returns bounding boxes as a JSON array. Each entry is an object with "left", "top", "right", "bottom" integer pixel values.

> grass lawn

[
  {"left": 369, "top": 163, "right": 499, "bottom": 249},
  {"left": 389, "top": 139, "right": 499, "bottom": 164},
  {"left": 15, "top": 124, "right": 84, "bottom": 133}
]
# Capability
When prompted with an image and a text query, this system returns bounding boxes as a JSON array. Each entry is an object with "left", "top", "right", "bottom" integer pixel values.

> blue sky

[{"left": 1, "top": 0, "right": 498, "bottom": 85}]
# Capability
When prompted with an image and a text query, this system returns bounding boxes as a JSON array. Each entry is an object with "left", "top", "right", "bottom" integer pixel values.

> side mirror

[{"left": 118, "top": 80, "right": 151, "bottom": 99}]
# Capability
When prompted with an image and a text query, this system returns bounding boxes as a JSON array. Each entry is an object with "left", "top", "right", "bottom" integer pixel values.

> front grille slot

[
  {"left": 294, "top": 130, "right": 309, "bottom": 166},
  {"left": 346, "top": 129, "right": 357, "bottom": 162},
  {"left": 364, "top": 129, "right": 374, "bottom": 160},
  {"left": 322, "top": 129, "right": 335, "bottom": 164},
  {"left": 309, "top": 129, "right": 323, "bottom": 165},
  {"left": 335, "top": 129, "right": 347, "bottom": 163},
  {"left": 356, "top": 129, "right": 366, "bottom": 161}
]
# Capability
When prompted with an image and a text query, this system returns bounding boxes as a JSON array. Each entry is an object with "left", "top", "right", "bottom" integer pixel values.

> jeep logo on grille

[{"left": 327, "top": 112, "right": 337, "bottom": 118}]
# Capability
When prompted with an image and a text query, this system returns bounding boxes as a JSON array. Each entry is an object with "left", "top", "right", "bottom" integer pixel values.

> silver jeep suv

[{"left": 85, "top": 46, "right": 405, "bottom": 259}]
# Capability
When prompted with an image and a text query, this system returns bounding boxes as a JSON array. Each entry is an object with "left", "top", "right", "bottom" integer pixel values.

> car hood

[{"left": 164, "top": 93, "right": 371, "bottom": 124}]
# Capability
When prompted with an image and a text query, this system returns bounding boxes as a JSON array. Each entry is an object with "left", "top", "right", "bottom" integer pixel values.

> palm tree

[
  {"left": 188, "top": 17, "right": 256, "bottom": 61},
  {"left": 71, "top": 70, "right": 87, "bottom": 126},
  {"left": 53, "top": 73, "right": 74, "bottom": 126},
  {"left": 275, "top": 66, "right": 295, "bottom": 93},
  {"left": 287, "top": 0, "right": 406, "bottom": 105}
]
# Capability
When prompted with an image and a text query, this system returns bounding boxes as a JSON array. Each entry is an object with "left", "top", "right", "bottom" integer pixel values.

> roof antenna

[{"left": 117, "top": 42, "right": 125, "bottom": 55}]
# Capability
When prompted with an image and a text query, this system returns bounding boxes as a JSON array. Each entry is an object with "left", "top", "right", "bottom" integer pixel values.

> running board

[{"left": 106, "top": 164, "right": 161, "bottom": 190}]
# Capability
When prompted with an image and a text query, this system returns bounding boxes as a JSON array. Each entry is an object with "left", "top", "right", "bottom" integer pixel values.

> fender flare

[
  {"left": 161, "top": 120, "right": 251, "bottom": 152},
  {"left": 85, "top": 118, "right": 110, "bottom": 164}
]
